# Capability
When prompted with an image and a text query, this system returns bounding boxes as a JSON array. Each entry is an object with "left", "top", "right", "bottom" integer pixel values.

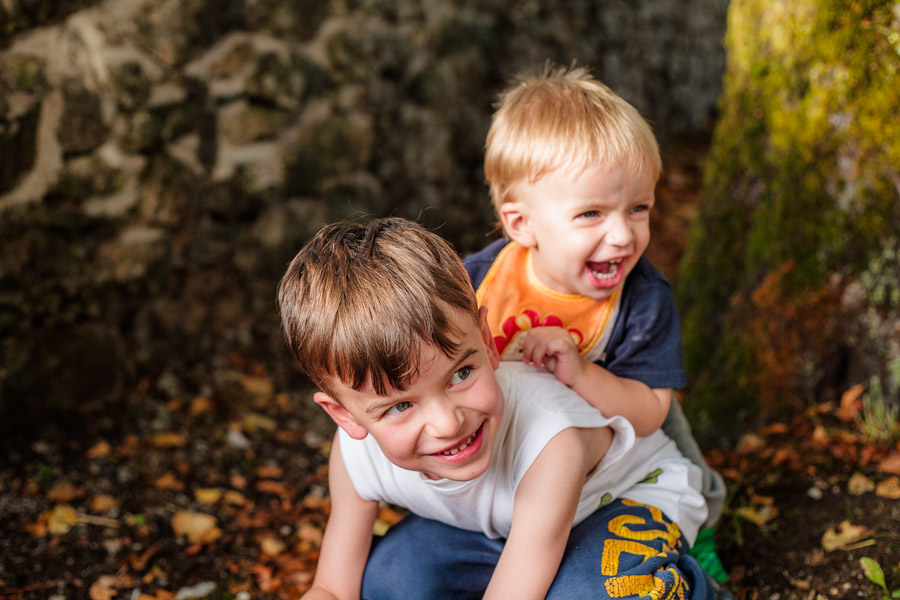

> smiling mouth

[
  {"left": 589, "top": 258, "right": 623, "bottom": 281},
  {"left": 434, "top": 424, "right": 482, "bottom": 456}
]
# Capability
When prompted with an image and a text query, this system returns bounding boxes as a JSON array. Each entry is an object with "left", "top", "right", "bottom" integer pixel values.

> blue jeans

[{"left": 362, "top": 498, "right": 714, "bottom": 599}]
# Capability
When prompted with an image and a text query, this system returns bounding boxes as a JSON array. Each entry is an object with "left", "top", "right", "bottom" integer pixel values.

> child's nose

[
  {"left": 605, "top": 215, "right": 634, "bottom": 247},
  {"left": 424, "top": 398, "right": 463, "bottom": 438}
]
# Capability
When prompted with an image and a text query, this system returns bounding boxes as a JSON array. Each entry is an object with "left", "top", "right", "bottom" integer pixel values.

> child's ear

[
  {"left": 499, "top": 202, "right": 537, "bottom": 248},
  {"left": 478, "top": 307, "right": 500, "bottom": 369},
  {"left": 313, "top": 392, "right": 369, "bottom": 440}
]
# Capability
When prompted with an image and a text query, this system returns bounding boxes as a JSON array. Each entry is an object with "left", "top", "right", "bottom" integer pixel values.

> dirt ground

[{"left": 1, "top": 142, "right": 898, "bottom": 599}]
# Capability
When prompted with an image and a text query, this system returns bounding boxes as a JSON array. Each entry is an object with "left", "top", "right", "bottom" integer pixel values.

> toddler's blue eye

[
  {"left": 579, "top": 210, "right": 600, "bottom": 219},
  {"left": 449, "top": 366, "right": 472, "bottom": 385},
  {"left": 385, "top": 401, "right": 411, "bottom": 416}
]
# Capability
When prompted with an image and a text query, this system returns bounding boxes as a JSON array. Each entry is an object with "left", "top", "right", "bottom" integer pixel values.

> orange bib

[{"left": 474, "top": 243, "right": 621, "bottom": 362}]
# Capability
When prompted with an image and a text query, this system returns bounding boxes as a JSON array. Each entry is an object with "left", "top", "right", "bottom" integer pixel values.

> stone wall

[{"left": 0, "top": 0, "right": 729, "bottom": 414}]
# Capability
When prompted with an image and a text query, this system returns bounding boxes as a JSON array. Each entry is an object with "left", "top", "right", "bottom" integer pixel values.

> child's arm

[
  {"left": 302, "top": 434, "right": 379, "bottom": 600},
  {"left": 521, "top": 326, "right": 670, "bottom": 435},
  {"left": 483, "top": 427, "right": 598, "bottom": 600}
]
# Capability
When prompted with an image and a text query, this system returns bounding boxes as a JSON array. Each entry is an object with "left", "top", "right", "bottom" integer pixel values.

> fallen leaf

[
  {"left": 47, "top": 504, "right": 80, "bottom": 535},
  {"left": 875, "top": 476, "right": 900, "bottom": 499},
  {"left": 194, "top": 488, "right": 223, "bottom": 505},
  {"left": 171, "top": 511, "right": 221, "bottom": 544},
  {"left": 256, "top": 480, "right": 289, "bottom": 497},
  {"left": 811, "top": 425, "right": 830, "bottom": 449},
  {"left": 735, "top": 505, "right": 778, "bottom": 527},
  {"left": 736, "top": 433, "right": 765, "bottom": 454},
  {"left": 821, "top": 520, "right": 872, "bottom": 552},
  {"left": 242, "top": 413, "right": 277, "bottom": 434},
  {"left": 241, "top": 374, "right": 274, "bottom": 397},
  {"left": 190, "top": 396, "right": 214, "bottom": 416},
  {"left": 838, "top": 384, "right": 864, "bottom": 421},
  {"left": 847, "top": 472, "right": 875, "bottom": 495},
  {"left": 759, "top": 422, "right": 789, "bottom": 435},
  {"left": 297, "top": 522, "right": 323, "bottom": 550},
  {"left": 223, "top": 490, "right": 247, "bottom": 506},
  {"left": 47, "top": 482, "right": 83, "bottom": 503},
  {"left": 153, "top": 472, "right": 185, "bottom": 491},
  {"left": 86, "top": 441, "right": 112, "bottom": 459},
  {"left": 151, "top": 432, "right": 187, "bottom": 448},
  {"left": 260, "top": 536, "right": 286, "bottom": 556},
  {"left": 257, "top": 465, "right": 283, "bottom": 479},
  {"left": 877, "top": 451, "right": 900, "bottom": 475},
  {"left": 89, "top": 494, "right": 119, "bottom": 513},
  {"left": 89, "top": 574, "right": 132, "bottom": 600}
]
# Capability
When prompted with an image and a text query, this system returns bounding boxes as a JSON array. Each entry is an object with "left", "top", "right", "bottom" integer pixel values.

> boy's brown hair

[
  {"left": 485, "top": 63, "right": 662, "bottom": 215},
  {"left": 277, "top": 217, "right": 480, "bottom": 397}
]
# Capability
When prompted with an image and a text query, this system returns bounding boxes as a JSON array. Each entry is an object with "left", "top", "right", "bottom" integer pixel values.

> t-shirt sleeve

[
  {"left": 463, "top": 238, "right": 507, "bottom": 290},
  {"left": 600, "top": 258, "right": 686, "bottom": 389}
]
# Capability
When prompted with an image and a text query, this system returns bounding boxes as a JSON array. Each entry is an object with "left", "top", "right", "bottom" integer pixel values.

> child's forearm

[
  {"left": 484, "top": 429, "right": 586, "bottom": 599},
  {"left": 571, "top": 361, "right": 670, "bottom": 435}
]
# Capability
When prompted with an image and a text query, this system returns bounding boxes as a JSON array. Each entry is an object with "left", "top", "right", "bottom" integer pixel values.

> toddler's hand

[{"left": 520, "top": 327, "right": 586, "bottom": 387}]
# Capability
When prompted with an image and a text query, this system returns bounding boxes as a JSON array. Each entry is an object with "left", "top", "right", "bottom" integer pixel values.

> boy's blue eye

[
  {"left": 632, "top": 204, "right": 650, "bottom": 214},
  {"left": 578, "top": 210, "right": 600, "bottom": 219},
  {"left": 449, "top": 366, "right": 472, "bottom": 385},
  {"left": 385, "top": 401, "right": 412, "bottom": 416}
]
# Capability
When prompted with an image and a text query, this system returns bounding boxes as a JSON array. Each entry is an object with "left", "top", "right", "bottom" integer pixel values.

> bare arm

[
  {"left": 302, "top": 434, "right": 379, "bottom": 600},
  {"left": 521, "top": 326, "right": 670, "bottom": 435},
  {"left": 483, "top": 427, "right": 591, "bottom": 600}
]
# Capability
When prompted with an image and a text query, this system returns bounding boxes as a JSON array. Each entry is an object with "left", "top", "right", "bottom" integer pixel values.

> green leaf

[
  {"left": 860, "top": 557, "right": 888, "bottom": 592},
  {"left": 890, "top": 590, "right": 900, "bottom": 598}
]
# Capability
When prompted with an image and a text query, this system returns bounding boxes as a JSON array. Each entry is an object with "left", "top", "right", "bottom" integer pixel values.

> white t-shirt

[{"left": 339, "top": 362, "right": 708, "bottom": 542}]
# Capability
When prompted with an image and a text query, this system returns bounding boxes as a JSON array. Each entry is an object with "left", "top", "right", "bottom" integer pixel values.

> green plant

[
  {"left": 856, "top": 377, "right": 900, "bottom": 443},
  {"left": 860, "top": 557, "right": 900, "bottom": 599}
]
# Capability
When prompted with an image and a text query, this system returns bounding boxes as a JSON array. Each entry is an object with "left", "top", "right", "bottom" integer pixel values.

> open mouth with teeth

[
  {"left": 431, "top": 423, "right": 484, "bottom": 461},
  {"left": 587, "top": 258, "right": 625, "bottom": 287}
]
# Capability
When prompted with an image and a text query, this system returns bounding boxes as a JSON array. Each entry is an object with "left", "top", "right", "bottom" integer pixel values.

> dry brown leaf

[
  {"left": 241, "top": 374, "right": 274, "bottom": 397},
  {"left": 878, "top": 451, "right": 900, "bottom": 475},
  {"left": 150, "top": 432, "right": 186, "bottom": 448},
  {"left": 257, "top": 465, "right": 283, "bottom": 479},
  {"left": 838, "top": 384, "right": 864, "bottom": 421},
  {"left": 153, "top": 472, "right": 185, "bottom": 491},
  {"left": 190, "top": 395, "right": 214, "bottom": 415},
  {"left": 171, "top": 511, "right": 222, "bottom": 544},
  {"left": 847, "top": 473, "right": 875, "bottom": 495},
  {"left": 223, "top": 490, "right": 247, "bottom": 506},
  {"left": 256, "top": 480, "right": 289, "bottom": 497},
  {"left": 297, "top": 522, "right": 324, "bottom": 551},
  {"left": 242, "top": 413, "right": 277, "bottom": 434},
  {"left": 735, "top": 505, "right": 778, "bottom": 527},
  {"left": 759, "top": 422, "right": 789, "bottom": 435},
  {"left": 810, "top": 425, "right": 830, "bottom": 449},
  {"left": 875, "top": 476, "right": 900, "bottom": 499},
  {"left": 194, "top": 488, "right": 223, "bottom": 505},
  {"left": 89, "top": 574, "right": 132, "bottom": 600},
  {"left": 736, "top": 433, "right": 765, "bottom": 454},
  {"left": 821, "top": 520, "right": 872, "bottom": 552},
  {"left": 86, "top": 441, "right": 112, "bottom": 459},
  {"left": 89, "top": 494, "right": 119, "bottom": 513},
  {"left": 47, "top": 482, "right": 83, "bottom": 503},
  {"left": 47, "top": 504, "right": 80, "bottom": 535},
  {"left": 260, "top": 536, "right": 286, "bottom": 556}
]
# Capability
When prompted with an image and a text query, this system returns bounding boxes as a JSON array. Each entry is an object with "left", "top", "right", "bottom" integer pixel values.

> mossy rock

[{"left": 675, "top": 0, "right": 900, "bottom": 438}]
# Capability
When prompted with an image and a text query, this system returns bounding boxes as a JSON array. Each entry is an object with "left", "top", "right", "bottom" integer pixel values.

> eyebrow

[{"left": 363, "top": 346, "right": 480, "bottom": 416}]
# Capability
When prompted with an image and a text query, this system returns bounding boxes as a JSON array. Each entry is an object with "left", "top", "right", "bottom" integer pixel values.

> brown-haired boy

[{"left": 278, "top": 217, "right": 713, "bottom": 599}]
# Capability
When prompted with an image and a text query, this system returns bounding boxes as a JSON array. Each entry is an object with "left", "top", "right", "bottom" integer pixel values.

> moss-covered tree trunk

[{"left": 676, "top": 0, "right": 900, "bottom": 437}]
